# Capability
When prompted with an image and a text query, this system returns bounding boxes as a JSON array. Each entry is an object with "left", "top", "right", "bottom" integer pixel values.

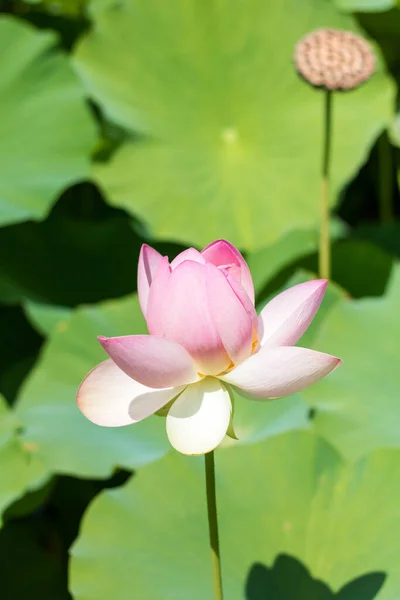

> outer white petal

[
  {"left": 166, "top": 378, "right": 232, "bottom": 455},
  {"left": 221, "top": 346, "right": 341, "bottom": 399},
  {"left": 77, "top": 359, "right": 185, "bottom": 426}
]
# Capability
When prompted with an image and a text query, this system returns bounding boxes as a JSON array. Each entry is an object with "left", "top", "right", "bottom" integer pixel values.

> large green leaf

[
  {"left": 302, "top": 263, "right": 400, "bottom": 461},
  {"left": 335, "top": 0, "right": 396, "bottom": 11},
  {"left": 70, "top": 430, "right": 398, "bottom": 599},
  {"left": 88, "top": 0, "right": 120, "bottom": 15},
  {"left": 227, "top": 390, "right": 309, "bottom": 447},
  {"left": 0, "top": 17, "right": 96, "bottom": 226},
  {"left": 74, "top": 0, "right": 393, "bottom": 250},
  {"left": 0, "top": 395, "right": 50, "bottom": 526},
  {"left": 13, "top": 295, "right": 170, "bottom": 479},
  {"left": 23, "top": 302, "right": 72, "bottom": 337}
]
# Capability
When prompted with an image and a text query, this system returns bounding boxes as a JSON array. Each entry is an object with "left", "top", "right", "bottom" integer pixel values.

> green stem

[
  {"left": 319, "top": 89, "right": 332, "bottom": 281},
  {"left": 205, "top": 451, "right": 223, "bottom": 600},
  {"left": 378, "top": 132, "right": 393, "bottom": 224}
]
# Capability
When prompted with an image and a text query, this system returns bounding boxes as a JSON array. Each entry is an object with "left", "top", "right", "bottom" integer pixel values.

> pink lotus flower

[{"left": 77, "top": 240, "right": 341, "bottom": 455}]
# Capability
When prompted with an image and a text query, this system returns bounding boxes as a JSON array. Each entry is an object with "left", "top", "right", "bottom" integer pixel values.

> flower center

[
  {"left": 201, "top": 326, "right": 260, "bottom": 379},
  {"left": 251, "top": 325, "right": 260, "bottom": 354}
]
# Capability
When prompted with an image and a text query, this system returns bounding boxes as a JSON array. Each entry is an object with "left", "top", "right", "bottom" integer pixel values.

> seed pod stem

[{"left": 320, "top": 90, "right": 332, "bottom": 281}]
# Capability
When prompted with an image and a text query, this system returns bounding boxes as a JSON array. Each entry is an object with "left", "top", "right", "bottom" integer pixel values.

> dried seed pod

[{"left": 294, "top": 28, "right": 376, "bottom": 91}]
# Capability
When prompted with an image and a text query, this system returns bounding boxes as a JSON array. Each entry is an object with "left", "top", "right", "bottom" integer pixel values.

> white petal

[
  {"left": 259, "top": 280, "right": 327, "bottom": 347},
  {"left": 166, "top": 378, "right": 232, "bottom": 455},
  {"left": 221, "top": 346, "right": 341, "bottom": 399},
  {"left": 77, "top": 359, "right": 185, "bottom": 426}
]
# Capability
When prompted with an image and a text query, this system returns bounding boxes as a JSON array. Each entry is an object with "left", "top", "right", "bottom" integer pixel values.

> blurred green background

[{"left": 0, "top": 0, "right": 400, "bottom": 598}]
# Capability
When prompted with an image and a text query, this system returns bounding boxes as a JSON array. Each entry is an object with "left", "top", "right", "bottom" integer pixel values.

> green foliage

[
  {"left": 70, "top": 430, "right": 399, "bottom": 599},
  {"left": 303, "top": 264, "right": 400, "bottom": 460},
  {"left": 24, "top": 302, "right": 72, "bottom": 336},
  {"left": 336, "top": 0, "right": 397, "bottom": 11},
  {"left": 74, "top": 0, "right": 393, "bottom": 249},
  {"left": 227, "top": 390, "right": 309, "bottom": 447},
  {"left": 0, "top": 395, "right": 50, "bottom": 527},
  {"left": 0, "top": 17, "right": 96, "bottom": 226}
]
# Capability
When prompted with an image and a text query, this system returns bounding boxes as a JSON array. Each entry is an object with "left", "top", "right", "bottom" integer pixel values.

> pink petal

[
  {"left": 137, "top": 244, "right": 163, "bottom": 317},
  {"left": 166, "top": 378, "right": 232, "bottom": 455},
  {"left": 205, "top": 263, "right": 253, "bottom": 365},
  {"left": 170, "top": 248, "right": 205, "bottom": 269},
  {"left": 259, "top": 280, "right": 328, "bottom": 347},
  {"left": 77, "top": 359, "right": 185, "bottom": 426},
  {"left": 221, "top": 345, "right": 341, "bottom": 399},
  {"left": 225, "top": 271, "right": 259, "bottom": 333},
  {"left": 98, "top": 335, "right": 200, "bottom": 388},
  {"left": 202, "top": 239, "right": 255, "bottom": 304},
  {"left": 146, "top": 256, "right": 171, "bottom": 336},
  {"left": 158, "top": 260, "right": 230, "bottom": 375}
]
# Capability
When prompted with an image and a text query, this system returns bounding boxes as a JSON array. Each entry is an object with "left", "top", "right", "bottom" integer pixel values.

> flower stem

[
  {"left": 378, "top": 132, "right": 393, "bottom": 224},
  {"left": 319, "top": 89, "right": 332, "bottom": 280},
  {"left": 204, "top": 450, "right": 223, "bottom": 600}
]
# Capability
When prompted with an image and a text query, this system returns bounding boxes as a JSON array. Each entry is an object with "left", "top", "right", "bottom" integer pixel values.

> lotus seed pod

[{"left": 294, "top": 28, "right": 376, "bottom": 91}]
